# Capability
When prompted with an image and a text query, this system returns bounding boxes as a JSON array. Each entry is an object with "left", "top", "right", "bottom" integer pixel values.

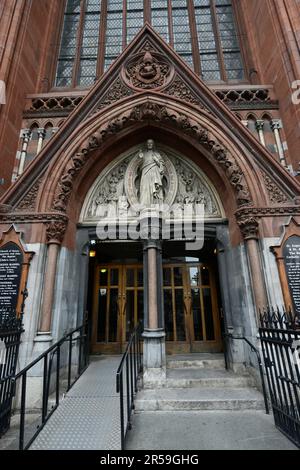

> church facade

[{"left": 0, "top": 0, "right": 300, "bottom": 385}]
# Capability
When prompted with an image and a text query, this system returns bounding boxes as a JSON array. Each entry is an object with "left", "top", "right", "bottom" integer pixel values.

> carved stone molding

[
  {"left": 45, "top": 220, "right": 68, "bottom": 244},
  {"left": 261, "top": 172, "right": 289, "bottom": 204},
  {"left": 237, "top": 216, "right": 259, "bottom": 240},
  {"left": 235, "top": 206, "right": 300, "bottom": 220},
  {"left": 0, "top": 204, "right": 13, "bottom": 213},
  {"left": 15, "top": 177, "right": 44, "bottom": 212},
  {"left": 0, "top": 213, "right": 69, "bottom": 225},
  {"left": 52, "top": 101, "right": 252, "bottom": 213},
  {"left": 164, "top": 76, "right": 202, "bottom": 107},
  {"left": 94, "top": 78, "right": 133, "bottom": 112}
]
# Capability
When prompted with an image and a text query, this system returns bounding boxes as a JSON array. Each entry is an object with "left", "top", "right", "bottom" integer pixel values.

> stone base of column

[
  {"left": 33, "top": 332, "right": 53, "bottom": 343},
  {"left": 143, "top": 329, "right": 166, "bottom": 385}
]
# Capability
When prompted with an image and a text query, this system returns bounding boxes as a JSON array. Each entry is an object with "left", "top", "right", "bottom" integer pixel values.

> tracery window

[{"left": 55, "top": 0, "right": 244, "bottom": 88}]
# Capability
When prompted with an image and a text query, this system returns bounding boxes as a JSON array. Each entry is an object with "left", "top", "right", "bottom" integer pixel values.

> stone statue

[{"left": 138, "top": 139, "right": 165, "bottom": 206}]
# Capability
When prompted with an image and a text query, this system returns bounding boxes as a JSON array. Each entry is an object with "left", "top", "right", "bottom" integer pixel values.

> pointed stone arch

[{"left": 35, "top": 94, "right": 263, "bottom": 217}]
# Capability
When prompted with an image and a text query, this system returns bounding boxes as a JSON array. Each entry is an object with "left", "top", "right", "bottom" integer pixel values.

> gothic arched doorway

[{"left": 79, "top": 142, "right": 225, "bottom": 354}]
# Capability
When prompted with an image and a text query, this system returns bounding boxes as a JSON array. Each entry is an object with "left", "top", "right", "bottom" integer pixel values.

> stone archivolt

[{"left": 52, "top": 101, "right": 252, "bottom": 214}]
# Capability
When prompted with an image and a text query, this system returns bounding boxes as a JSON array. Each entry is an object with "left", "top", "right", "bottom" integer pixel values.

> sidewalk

[{"left": 125, "top": 410, "right": 298, "bottom": 450}]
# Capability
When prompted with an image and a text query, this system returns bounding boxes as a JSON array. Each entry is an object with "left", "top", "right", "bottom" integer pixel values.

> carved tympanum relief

[{"left": 80, "top": 141, "right": 223, "bottom": 223}]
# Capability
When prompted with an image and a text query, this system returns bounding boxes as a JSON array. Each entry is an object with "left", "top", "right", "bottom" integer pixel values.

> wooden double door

[{"left": 91, "top": 262, "right": 222, "bottom": 354}]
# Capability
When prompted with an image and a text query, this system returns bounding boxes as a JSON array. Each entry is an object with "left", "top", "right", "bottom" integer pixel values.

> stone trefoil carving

[{"left": 82, "top": 142, "right": 221, "bottom": 223}]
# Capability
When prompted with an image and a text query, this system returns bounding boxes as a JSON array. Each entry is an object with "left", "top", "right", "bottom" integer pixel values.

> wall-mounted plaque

[
  {"left": 0, "top": 242, "right": 23, "bottom": 313},
  {"left": 0, "top": 226, "right": 34, "bottom": 318},
  {"left": 283, "top": 235, "right": 300, "bottom": 317}
]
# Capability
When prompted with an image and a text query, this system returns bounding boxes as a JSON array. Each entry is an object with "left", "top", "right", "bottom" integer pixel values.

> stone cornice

[
  {"left": 0, "top": 212, "right": 69, "bottom": 224},
  {"left": 235, "top": 205, "right": 300, "bottom": 220}
]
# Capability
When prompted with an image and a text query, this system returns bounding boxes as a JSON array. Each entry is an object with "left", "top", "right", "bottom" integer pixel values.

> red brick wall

[
  {"left": 240, "top": 0, "right": 300, "bottom": 169},
  {"left": 0, "top": 0, "right": 62, "bottom": 196}
]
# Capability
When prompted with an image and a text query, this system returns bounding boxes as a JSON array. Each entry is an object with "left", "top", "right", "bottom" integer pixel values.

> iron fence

[
  {"left": 223, "top": 331, "right": 269, "bottom": 414},
  {"left": 12, "top": 321, "right": 89, "bottom": 450},
  {"left": 259, "top": 307, "right": 300, "bottom": 448},
  {"left": 0, "top": 311, "right": 24, "bottom": 437},
  {"left": 116, "top": 322, "right": 143, "bottom": 450}
]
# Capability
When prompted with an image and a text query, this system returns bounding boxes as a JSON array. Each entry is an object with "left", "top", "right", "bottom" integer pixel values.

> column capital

[
  {"left": 271, "top": 119, "right": 282, "bottom": 131},
  {"left": 37, "top": 128, "right": 46, "bottom": 138},
  {"left": 255, "top": 120, "right": 265, "bottom": 131},
  {"left": 45, "top": 220, "right": 68, "bottom": 244},
  {"left": 21, "top": 128, "right": 31, "bottom": 140},
  {"left": 237, "top": 216, "right": 259, "bottom": 240}
]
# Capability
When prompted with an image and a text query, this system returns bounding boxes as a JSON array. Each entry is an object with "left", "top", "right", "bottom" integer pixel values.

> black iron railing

[
  {"left": 223, "top": 332, "right": 270, "bottom": 414},
  {"left": 259, "top": 307, "right": 300, "bottom": 448},
  {"left": 12, "top": 321, "right": 89, "bottom": 450},
  {"left": 116, "top": 322, "right": 143, "bottom": 450},
  {"left": 0, "top": 311, "right": 24, "bottom": 437}
]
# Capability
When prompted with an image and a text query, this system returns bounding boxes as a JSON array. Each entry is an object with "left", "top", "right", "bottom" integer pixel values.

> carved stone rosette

[
  {"left": 123, "top": 50, "right": 173, "bottom": 90},
  {"left": 237, "top": 216, "right": 259, "bottom": 240},
  {"left": 45, "top": 220, "right": 68, "bottom": 244}
]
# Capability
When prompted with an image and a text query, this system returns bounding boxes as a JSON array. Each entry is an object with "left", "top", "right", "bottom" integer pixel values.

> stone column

[
  {"left": 238, "top": 217, "right": 268, "bottom": 314},
  {"left": 255, "top": 120, "right": 266, "bottom": 147},
  {"left": 142, "top": 238, "right": 166, "bottom": 383},
  {"left": 39, "top": 220, "right": 67, "bottom": 336},
  {"left": 36, "top": 128, "right": 46, "bottom": 155},
  {"left": 18, "top": 129, "right": 31, "bottom": 176},
  {"left": 271, "top": 120, "right": 287, "bottom": 167}
]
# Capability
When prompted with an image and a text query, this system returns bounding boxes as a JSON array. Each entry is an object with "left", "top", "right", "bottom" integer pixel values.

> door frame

[{"left": 91, "top": 261, "right": 222, "bottom": 354}]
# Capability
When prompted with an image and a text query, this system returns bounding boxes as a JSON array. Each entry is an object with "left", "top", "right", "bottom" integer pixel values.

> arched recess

[
  {"left": 79, "top": 143, "right": 226, "bottom": 225},
  {"left": 35, "top": 93, "right": 268, "bottom": 234}
]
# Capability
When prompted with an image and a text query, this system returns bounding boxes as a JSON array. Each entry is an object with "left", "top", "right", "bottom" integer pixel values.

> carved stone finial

[
  {"left": 45, "top": 220, "right": 67, "bottom": 244},
  {"left": 237, "top": 216, "right": 259, "bottom": 240}
]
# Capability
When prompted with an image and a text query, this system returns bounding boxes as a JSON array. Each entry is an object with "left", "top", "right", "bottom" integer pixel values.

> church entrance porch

[{"left": 88, "top": 240, "right": 222, "bottom": 355}]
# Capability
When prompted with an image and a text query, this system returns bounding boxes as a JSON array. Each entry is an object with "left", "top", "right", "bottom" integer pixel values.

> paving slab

[{"left": 126, "top": 410, "right": 298, "bottom": 450}]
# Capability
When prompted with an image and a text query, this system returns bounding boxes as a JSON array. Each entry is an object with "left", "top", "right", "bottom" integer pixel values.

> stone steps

[
  {"left": 137, "top": 354, "right": 264, "bottom": 412},
  {"left": 144, "top": 368, "right": 253, "bottom": 389},
  {"left": 135, "top": 387, "right": 265, "bottom": 411},
  {"left": 167, "top": 354, "right": 225, "bottom": 370}
]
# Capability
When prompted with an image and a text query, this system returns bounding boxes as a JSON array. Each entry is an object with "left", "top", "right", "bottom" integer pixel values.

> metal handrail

[
  {"left": 12, "top": 321, "right": 89, "bottom": 450},
  {"left": 223, "top": 332, "right": 270, "bottom": 414},
  {"left": 116, "top": 321, "right": 143, "bottom": 450}
]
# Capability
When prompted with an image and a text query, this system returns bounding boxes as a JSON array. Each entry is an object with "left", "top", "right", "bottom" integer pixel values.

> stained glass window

[
  {"left": 151, "top": 0, "right": 169, "bottom": 42},
  {"left": 55, "top": 0, "right": 81, "bottom": 87},
  {"left": 172, "top": 0, "right": 193, "bottom": 67},
  {"left": 55, "top": 0, "right": 245, "bottom": 87}
]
